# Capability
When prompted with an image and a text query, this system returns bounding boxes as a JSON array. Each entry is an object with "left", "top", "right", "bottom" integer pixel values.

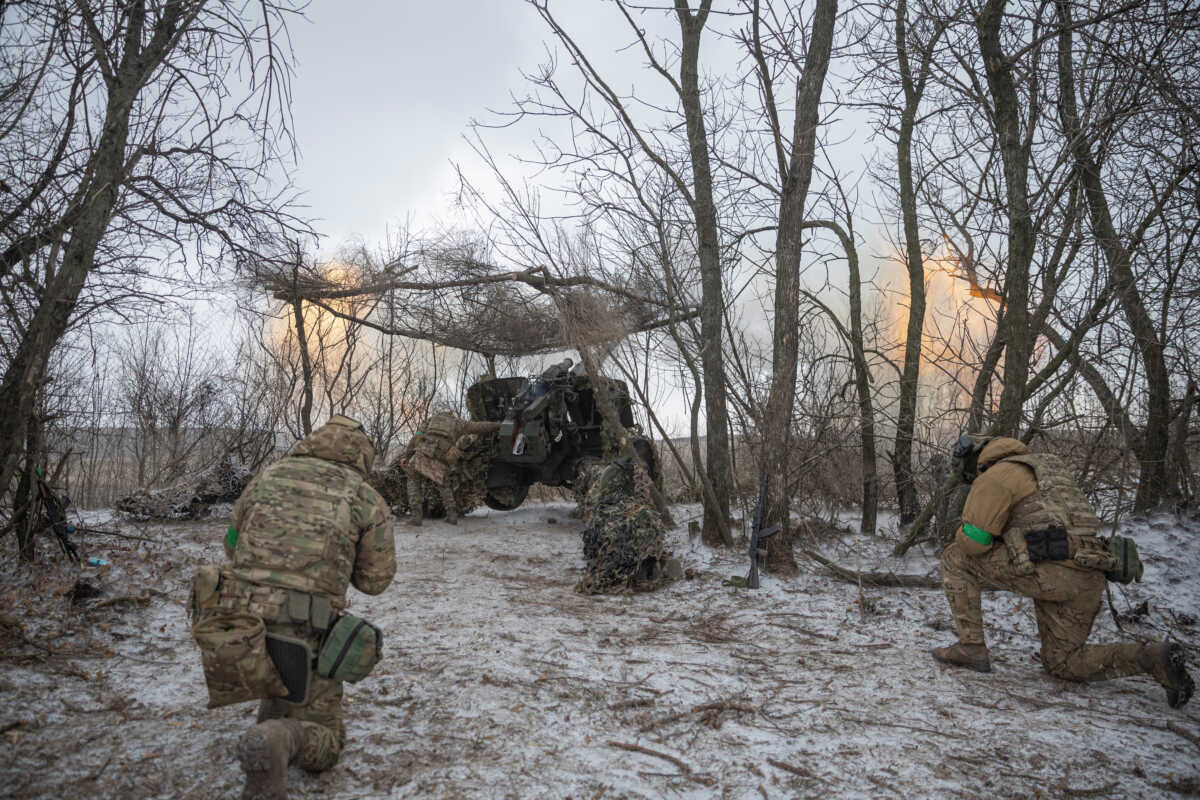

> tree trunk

[
  {"left": 761, "top": 0, "right": 838, "bottom": 575},
  {"left": 977, "top": 0, "right": 1035, "bottom": 436},
  {"left": 14, "top": 418, "right": 41, "bottom": 561},
  {"left": 292, "top": 257, "right": 315, "bottom": 436},
  {"left": 675, "top": 1, "right": 733, "bottom": 547},
  {"left": 892, "top": 0, "right": 926, "bottom": 524}
]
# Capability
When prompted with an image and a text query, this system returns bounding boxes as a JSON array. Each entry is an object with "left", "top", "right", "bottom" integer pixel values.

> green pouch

[
  {"left": 192, "top": 611, "right": 288, "bottom": 708},
  {"left": 317, "top": 613, "right": 383, "bottom": 683},
  {"left": 1104, "top": 535, "right": 1144, "bottom": 584}
]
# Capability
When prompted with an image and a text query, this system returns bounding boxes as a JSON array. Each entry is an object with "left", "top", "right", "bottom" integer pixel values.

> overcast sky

[{"left": 286, "top": 2, "right": 629, "bottom": 251}]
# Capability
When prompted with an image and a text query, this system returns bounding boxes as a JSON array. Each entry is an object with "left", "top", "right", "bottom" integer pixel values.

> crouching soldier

[
  {"left": 933, "top": 435, "right": 1194, "bottom": 708},
  {"left": 404, "top": 411, "right": 498, "bottom": 526},
  {"left": 190, "top": 415, "right": 395, "bottom": 799}
]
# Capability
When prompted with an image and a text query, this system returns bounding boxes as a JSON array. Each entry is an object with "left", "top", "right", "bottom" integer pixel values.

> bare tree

[
  {"left": 744, "top": 0, "right": 839, "bottom": 574},
  {"left": 0, "top": 0, "right": 308, "bottom": 510}
]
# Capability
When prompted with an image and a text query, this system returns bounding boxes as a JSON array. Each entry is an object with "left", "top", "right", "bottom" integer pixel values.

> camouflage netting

[
  {"left": 370, "top": 436, "right": 495, "bottom": 518},
  {"left": 116, "top": 459, "right": 252, "bottom": 520},
  {"left": 574, "top": 459, "right": 671, "bottom": 595}
]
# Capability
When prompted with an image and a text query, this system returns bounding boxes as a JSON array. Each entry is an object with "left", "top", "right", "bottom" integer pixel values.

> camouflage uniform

[
  {"left": 936, "top": 438, "right": 1192, "bottom": 703},
  {"left": 215, "top": 416, "right": 394, "bottom": 782},
  {"left": 405, "top": 413, "right": 498, "bottom": 525},
  {"left": 575, "top": 451, "right": 668, "bottom": 595}
]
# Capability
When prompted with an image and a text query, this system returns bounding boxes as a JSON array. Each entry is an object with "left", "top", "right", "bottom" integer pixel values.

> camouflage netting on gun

[
  {"left": 116, "top": 459, "right": 252, "bottom": 520},
  {"left": 370, "top": 448, "right": 412, "bottom": 511},
  {"left": 574, "top": 460, "right": 671, "bottom": 595},
  {"left": 371, "top": 436, "right": 494, "bottom": 518}
]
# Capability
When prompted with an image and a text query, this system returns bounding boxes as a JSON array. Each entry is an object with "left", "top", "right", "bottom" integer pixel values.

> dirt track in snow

[{"left": 2, "top": 504, "right": 1199, "bottom": 799}]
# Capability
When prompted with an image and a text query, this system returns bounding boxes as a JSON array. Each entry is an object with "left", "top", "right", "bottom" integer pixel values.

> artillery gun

[{"left": 466, "top": 359, "right": 653, "bottom": 511}]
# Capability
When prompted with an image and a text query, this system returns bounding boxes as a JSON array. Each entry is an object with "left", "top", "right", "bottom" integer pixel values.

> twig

[
  {"left": 766, "top": 757, "right": 830, "bottom": 784},
  {"left": 609, "top": 697, "right": 655, "bottom": 710},
  {"left": 1056, "top": 782, "right": 1118, "bottom": 797},
  {"left": 607, "top": 741, "right": 692, "bottom": 774},
  {"left": 800, "top": 546, "right": 941, "bottom": 588},
  {"left": 88, "top": 755, "right": 112, "bottom": 782},
  {"left": 640, "top": 698, "right": 756, "bottom": 732},
  {"left": 1167, "top": 721, "right": 1200, "bottom": 751}
]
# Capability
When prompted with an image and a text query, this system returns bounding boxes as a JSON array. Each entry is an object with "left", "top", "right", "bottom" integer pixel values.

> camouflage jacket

[
  {"left": 227, "top": 417, "right": 395, "bottom": 604},
  {"left": 956, "top": 438, "right": 1100, "bottom": 565}
]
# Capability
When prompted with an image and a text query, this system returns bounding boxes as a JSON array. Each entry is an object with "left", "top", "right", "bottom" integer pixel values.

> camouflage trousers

[
  {"left": 940, "top": 542, "right": 1143, "bottom": 682},
  {"left": 406, "top": 472, "right": 456, "bottom": 522},
  {"left": 217, "top": 580, "right": 345, "bottom": 772}
]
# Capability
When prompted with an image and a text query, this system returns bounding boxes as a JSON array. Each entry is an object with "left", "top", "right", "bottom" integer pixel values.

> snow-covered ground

[{"left": 2, "top": 503, "right": 1198, "bottom": 799}]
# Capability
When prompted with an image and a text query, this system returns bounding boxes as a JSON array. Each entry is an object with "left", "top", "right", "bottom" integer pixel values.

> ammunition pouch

[
  {"left": 264, "top": 633, "right": 314, "bottom": 706},
  {"left": 1026, "top": 526, "right": 1070, "bottom": 563},
  {"left": 192, "top": 611, "right": 288, "bottom": 709},
  {"left": 317, "top": 613, "right": 383, "bottom": 683},
  {"left": 284, "top": 589, "right": 334, "bottom": 634}
]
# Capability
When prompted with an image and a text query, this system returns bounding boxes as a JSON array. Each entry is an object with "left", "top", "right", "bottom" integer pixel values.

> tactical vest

[
  {"left": 1001, "top": 453, "right": 1101, "bottom": 543},
  {"left": 415, "top": 413, "right": 459, "bottom": 458},
  {"left": 229, "top": 455, "right": 365, "bottom": 601}
]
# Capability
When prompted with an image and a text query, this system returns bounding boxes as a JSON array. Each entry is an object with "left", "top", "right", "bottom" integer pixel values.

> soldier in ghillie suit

[
  {"left": 933, "top": 436, "right": 1194, "bottom": 708},
  {"left": 575, "top": 445, "right": 674, "bottom": 595},
  {"left": 191, "top": 416, "right": 395, "bottom": 799},
  {"left": 404, "top": 412, "right": 499, "bottom": 526}
]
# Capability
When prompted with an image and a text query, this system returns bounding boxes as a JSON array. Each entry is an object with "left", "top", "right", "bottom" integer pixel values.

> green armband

[
  {"left": 225, "top": 525, "right": 239, "bottom": 551},
  {"left": 962, "top": 523, "right": 993, "bottom": 545}
]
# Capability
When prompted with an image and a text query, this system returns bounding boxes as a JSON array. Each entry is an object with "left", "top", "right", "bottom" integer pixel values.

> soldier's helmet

[
  {"left": 952, "top": 432, "right": 993, "bottom": 484},
  {"left": 293, "top": 415, "right": 376, "bottom": 475}
]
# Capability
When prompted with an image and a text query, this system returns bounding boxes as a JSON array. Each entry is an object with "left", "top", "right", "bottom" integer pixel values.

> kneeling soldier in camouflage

[
  {"left": 933, "top": 435, "right": 1194, "bottom": 708},
  {"left": 191, "top": 416, "right": 395, "bottom": 799}
]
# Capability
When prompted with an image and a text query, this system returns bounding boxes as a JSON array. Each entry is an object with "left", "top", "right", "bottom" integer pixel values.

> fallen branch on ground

[
  {"left": 799, "top": 547, "right": 941, "bottom": 588},
  {"left": 766, "top": 757, "right": 829, "bottom": 784},
  {"left": 607, "top": 741, "right": 692, "bottom": 774},
  {"left": 640, "top": 697, "right": 756, "bottom": 732},
  {"left": 1167, "top": 721, "right": 1200, "bottom": 751}
]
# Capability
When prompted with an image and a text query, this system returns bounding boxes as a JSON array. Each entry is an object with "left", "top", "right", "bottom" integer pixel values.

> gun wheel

[{"left": 484, "top": 485, "right": 529, "bottom": 511}]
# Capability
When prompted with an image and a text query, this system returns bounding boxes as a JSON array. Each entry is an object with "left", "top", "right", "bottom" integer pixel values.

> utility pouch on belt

[
  {"left": 1103, "top": 535, "right": 1144, "bottom": 584},
  {"left": 317, "top": 613, "right": 383, "bottom": 683},
  {"left": 264, "top": 633, "right": 314, "bottom": 706},
  {"left": 1004, "top": 532, "right": 1036, "bottom": 576},
  {"left": 1026, "top": 526, "right": 1070, "bottom": 563},
  {"left": 191, "top": 611, "right": 288, "bottom": 708},
  {"left": 189, "top": 565, "right": 222, "bottom": 623}
]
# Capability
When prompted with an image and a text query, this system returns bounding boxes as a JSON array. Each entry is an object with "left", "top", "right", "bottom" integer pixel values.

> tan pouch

[
  {"left": 189, "top": 565, "right": 222, "bottom": 623},
  {"left": 192, "top": 611, "right": 288, "bottom": 709},
  {"left": 1072, "top": 535, "right": 1118, "bottom": 573}
]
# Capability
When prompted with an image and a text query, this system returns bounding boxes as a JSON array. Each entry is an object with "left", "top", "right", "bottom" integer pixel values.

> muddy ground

[{"left": 1, "top": 504, "right": 1198, "bottom": 799}]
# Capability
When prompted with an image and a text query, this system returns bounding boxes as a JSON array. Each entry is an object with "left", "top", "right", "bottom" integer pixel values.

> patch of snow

[{"left": 2, "top": 504, "right": 1197, "bottom": 799}]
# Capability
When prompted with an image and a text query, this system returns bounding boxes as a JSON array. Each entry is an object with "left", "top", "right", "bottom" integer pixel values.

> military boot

[
  {"left": 1139, "top": 641, "right": 1195, "bottom": 708},
  {"left": 238, "top": 719, "right": 303, "bottom": 800},
  {"left": 931, "top": 642, "right": 992, "bottom": 673}
]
